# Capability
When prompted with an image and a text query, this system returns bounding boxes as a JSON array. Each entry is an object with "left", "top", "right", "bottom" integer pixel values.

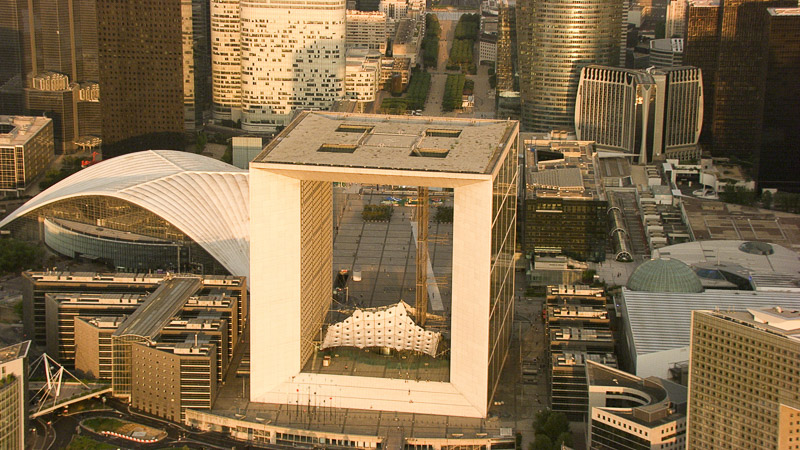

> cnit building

[{"left": 248, "top": 112, "right": 519, "bottom": 418}]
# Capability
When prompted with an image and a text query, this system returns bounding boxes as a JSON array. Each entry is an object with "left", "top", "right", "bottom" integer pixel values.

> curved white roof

[{"left": 0, "top": 151, "right": 250, "bottom": 279}]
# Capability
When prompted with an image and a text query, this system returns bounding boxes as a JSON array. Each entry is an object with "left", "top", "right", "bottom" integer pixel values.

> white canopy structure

[
  {"left": 0, "top": 150, "right": 250, "bottom": 279},
  {"left": 321, "top": 301, "right": 441, "bottom": 357}
]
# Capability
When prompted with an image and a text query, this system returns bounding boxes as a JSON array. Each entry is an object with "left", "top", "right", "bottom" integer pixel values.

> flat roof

[
  {"left": 653, "top": 240, "right": 800, "bottom": 278},
  {"left": 254, "top": 112, "right": 517, "bottom": 175},
  {"left": 0, "top": 115, "right": 51, "bottom": 147},
  {"left": 621, "top": 288, "right": 800, "bottom": 356},
  {"left": 114, "top": 277, "right": 202, "bottom": 339},
  {"left": 768, "top": 7, "right": 800, "bottom": 15},
  {"left": 0, "top": 341, "right": 30, "bottom": 364}
]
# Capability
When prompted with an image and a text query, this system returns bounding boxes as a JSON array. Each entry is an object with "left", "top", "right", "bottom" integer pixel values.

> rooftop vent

[
  {"left": 425, "top": 128, "right": 461, "bottom": 138},
  {"left": 336, "top": 124, "right": 374, "bottom": 133},
  {"left": 318, "top": 144, "right": 357, "bottom": 154},
  {"left": 411, "top": 148, "right": 449, "bottom": 158}
]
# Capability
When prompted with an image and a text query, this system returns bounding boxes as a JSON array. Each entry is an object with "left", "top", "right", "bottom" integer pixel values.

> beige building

[
  {"left": 391, "top": 19, "right": 422, "bottom": 66},
  {"left": 345, "top": 10, "right": 388, "bottom": 54},
  {"left": 0, "top": 341, "right": 30, "bottom": 449},
  {"left": 75, "top": 316, "right": 124, "bottom": 380},
  {"left": 688, "top": 307, "right": 800, "bottom": 449},
  {"left": 379, "top": 57, "right": 411, "bottom": 91},
  {"left": 0, "top": 115, "right": 53, "bottom": 195},
  {"left": 345, "top": 50, "right": 382, "bottom": 103}
]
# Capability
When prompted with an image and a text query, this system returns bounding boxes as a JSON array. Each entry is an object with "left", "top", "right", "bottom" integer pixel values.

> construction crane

[{"left": 415, "top": 186, "right": 429, "bottom": 326}]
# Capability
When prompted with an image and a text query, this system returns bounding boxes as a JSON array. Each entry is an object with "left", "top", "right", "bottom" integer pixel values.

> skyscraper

[
  {"left": 210, "top": 0, "right": 241, "bottom": 123},
  {"left": 575, "top": 66, "right": 703, "bottom": 163},
  {"left": 495, "top": 0, "right": 517, "bottom": 92},
  {"left": 517, "top": 0, "right": 624, "bottom": 132},
  {"left": 97, "top": 0, "right": 184, "bottom": 156},
  {"left": 685, "top": 0, "right": 795, "bottom": 160},
  {"left": 688, "top": 307, "right": 800, "bottom": 448},
  {"left": 210, "top": 0, "right": 347, "bottom": 132},
  {"left": 666, "top": 0, "right": 689, "bottom": 38},
  {"left": 758, "top": 7, "right": 800, "bottom": 191},
  {"left": 182, "top": 0, "right": 212, "bottom": 133},
  {"left": 0, "top": 0, "right": 101, "bottom": 153}
]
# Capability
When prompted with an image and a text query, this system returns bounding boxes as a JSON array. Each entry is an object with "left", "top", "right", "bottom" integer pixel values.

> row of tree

[
  {"left": 379, "top": 69, "right": 431, "bottom": 114},
  {"left": 422, "top": 14, "right": 441, "bottom": 69},
  {"left": 446, "top": 14, "right": 480, "bottom": 73},
  {"left": 442, "top": 74, "right": 466, "bottom": 112}
]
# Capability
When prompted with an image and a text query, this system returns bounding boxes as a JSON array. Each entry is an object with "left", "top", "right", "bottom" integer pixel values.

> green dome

[{"left": 627, "top": 259, "right": 704, "bottom": 293}]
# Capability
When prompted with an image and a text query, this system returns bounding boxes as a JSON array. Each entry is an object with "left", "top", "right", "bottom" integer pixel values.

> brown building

[
  {"left": 74, "top": 316, "right": 124, "bottom": 380},
  {"left": 688, "top": 307, "right": 800, "bottom": 448},
  {"left": 759, "top": 7, "right": 800, "bottom": 191},
  {"left": 97, "top": 0, "right": 184, "bottom": 156},
  {"left": 131, "top": 336, "right": 217, "bottom": 422},
  {"left": 685, "top": 0, "right": 796, "bottom": 165}
]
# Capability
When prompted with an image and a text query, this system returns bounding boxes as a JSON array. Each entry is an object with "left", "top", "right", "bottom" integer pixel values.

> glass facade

[
  {"left": 488, "top": 138, "right": 518, "bottom": 406},
  {"left": 524, "top": 198, "right": 608, "bottom": 262},
  {"left": 17, "top": 195, "right": 227, "bottom": 274},
  {"left": 0, "top": 376, "right": 21, "bottom": 449},
  {"left": 517, "top": 0, "right": 624, "bottom": 132},
  {"left": 111, "top": 334, "right": 148, "bottom": 398}
]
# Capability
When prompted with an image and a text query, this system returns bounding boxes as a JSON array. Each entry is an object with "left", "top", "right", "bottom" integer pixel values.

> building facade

[
  {"left": 0, "top": 116, "right": 54, "bottom": 195},
  {"left": 688, "top": 308, "right": 800, "bottom": 448},
  {"left": 575, "top": 65, "right": 703, "bottom": 163},
  {"left": 517, "top": 0, "right": 625, "bottom": 133},
  {"left": 0, "top": 0, "right": 101, "bottom": 154},
  {"left": 666, "top": 0, "right": 689, "bottom": 38},
  {"left": 182, "top": 0, "right": 212, "bottom": 132},
  {"left": 210, "top": 0, "right": 242, "bottom": 122},
  {"left": 587, "top": 360, "right": 688, "bottom": 449},
  {"left": 345, "top": 50, "right": 382, "bottom": 103},
  {"left": 649, "top": 38, "right": 684, "bottom": 68},
  {"left": 249, "top": 112, "right": 518, "bottom": 418},
  {"left": 238, "top": 0, "right": 346, "bottom": 131},
  {"left": 0, "top": 341, "right": 29, "bottom": 450},
  {"left": 495, "top": 0, "right": 517, "bottom": 92},
  {"left": 345, "top": 10, "right": 388, "bottom": 54},
  {"left": 97, "top": 0, "right": 184, "bottom": 156}
]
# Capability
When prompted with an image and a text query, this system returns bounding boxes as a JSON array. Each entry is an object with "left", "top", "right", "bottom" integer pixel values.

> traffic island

[{"left": 81, "top": 417, "right": 167, "bottom": 444}]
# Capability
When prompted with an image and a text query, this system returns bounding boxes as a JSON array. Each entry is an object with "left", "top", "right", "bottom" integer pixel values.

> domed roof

[{"left": 627, "top": 259, "right": 704, "bottom": 293}]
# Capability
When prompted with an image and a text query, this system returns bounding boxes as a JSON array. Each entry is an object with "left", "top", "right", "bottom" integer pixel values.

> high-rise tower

[
  {"left": 211, "top": 0, "right": 346, "bottom": 132},
  {"left": 517, "top": 0, "right": 624, "bottom": 132},
  {"left": 97, "top": 0, "right": 184, "bottom": 156}
]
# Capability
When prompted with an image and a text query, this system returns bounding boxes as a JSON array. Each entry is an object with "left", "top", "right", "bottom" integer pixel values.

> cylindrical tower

[
  {"left": 518, "top": 0, "right": 624, "bottom": 132},
  {"left": 239, "top": 0, "right": 346, "bottom": 132},
  {"left": 210, "top": 0, "right": 242, "bottom": 122}
]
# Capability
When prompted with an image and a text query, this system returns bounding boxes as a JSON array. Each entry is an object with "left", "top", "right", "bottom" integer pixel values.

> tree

[
  {"left": 529, "top": 434, "right": 552, "bottom": 450},
  {"left": 0, "top": 239, "right": 42, "bottom": 274},
  {"left": 761, "top": 190, "right": 773, "bottom": 209},
  {"left": 195, "top": 132, "right": 208, "bottom": 154},
  {"left": 542, "top": 412, "right": 569, "bottom": 441}
]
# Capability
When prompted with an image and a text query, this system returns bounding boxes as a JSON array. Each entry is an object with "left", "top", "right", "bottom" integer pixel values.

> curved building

[
  {"left": 210, "top": 0, "right": 242, "bottom": 122},
  {"left": 239, "top": 0, "right": 346, "bottom": 131},
  {"left": 517, "top": 0, "right": 624, "bottom": 132},
  {"left": 0, "top": 151, "right": 249, "bottom": 278}
]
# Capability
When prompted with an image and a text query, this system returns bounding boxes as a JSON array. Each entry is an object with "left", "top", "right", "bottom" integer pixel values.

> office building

[
  {"left": 182, "top": 0, "right": 212, "bottom": 132},
  {"left": 249, "top": 111, "right": 518, "bottom": 418},
  {"left": 523, "top": 140, "right": 608, "bottom": 262},
  {"left": 545, "top": 285, "right": 615, "bottom": 420},
  {"left": 0, "top": 115, "right": 54, "bottom": 195},
  {"left": 97, "top": 0, "right": 184, "bottom": 156},
  {"left": 649, "top": 38, "right": 684, "bottom": 68},
  {"left": 210, "top": 0, "right": 241, "bottom": 123},
  {"left": 379, "top": 56, "right": 411, "bottom": 90},
  {"left": 0, "top": 341, "right": 30, "bottom": 449},
  {"left": 684, "top": 0, "right": 795, "bottom": 160},
  {"left": 346, "top": 10, "right": 388, "bottom": 54},
  {"left": 758, "top": 7, "right": 800, "bottom": 191},
  {"left": 0, "top": 0, "right": 101, "bottom": 154},
  {"left": 517, "top": 0, "right": 625, "bottom": 132},
  {"left": 479, "top": 33, "right": 498, "bottom": 65},
  {"left": 587, "top": 360, "right": 687, "bottom": 449},
  {"left": 495, "top": 0, "right": 517, "bottom": 92},
  {"left": 575, "top": 65, "right": 703, "bottom": 163},
  {"left": 0, "top": 151, "right": 250, "bottom": 280},
  {"left": 238, "top": 0, "right": 346, "bottom": 131},
  {"left": 345, "top": 49, "right": 382, "bottom": 103},
  {"left": 666, "top": 0, "right": 689, "bottom": 38},
  {"left": 390, "top": 18, "right": 422, "bottom": 66},
  {"left": 688, "top": 307, "right": 800, "bottom": 448}
]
